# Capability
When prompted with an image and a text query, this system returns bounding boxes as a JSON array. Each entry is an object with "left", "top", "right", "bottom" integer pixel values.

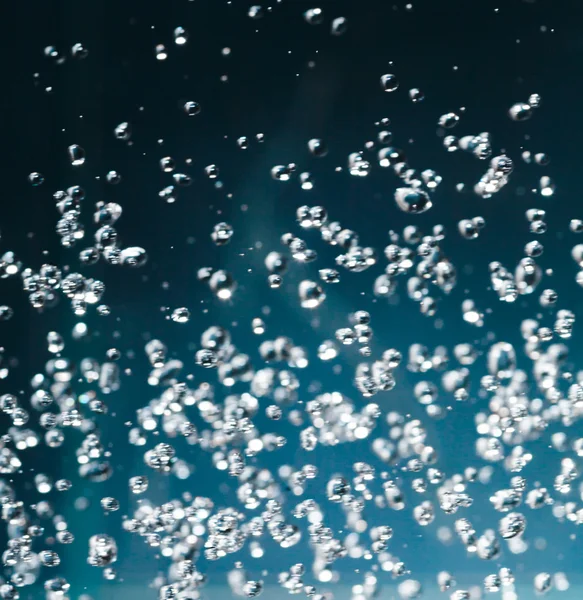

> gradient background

[{"left": 2, "top": 0, "right": 583, "bottom": 597}]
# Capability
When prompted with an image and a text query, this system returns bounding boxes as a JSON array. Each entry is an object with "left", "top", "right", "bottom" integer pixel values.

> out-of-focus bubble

[
  {"left": 173, "top": 27, "right": 188, "bottom": 45},
  {"left": 331, "top": 17, "right": 347, "bottom": 35},
  {"left": 508, "top": 102, "right": 533, "bottom": 121},
  {"left": 304, "top": 8, "right": 324, "bottom": 25},
  {"left": 171, "top": 307, "right": 190, "bottom": 323},
  {"left": 71, "top": 42, "right": 89, "bottom": 59}
]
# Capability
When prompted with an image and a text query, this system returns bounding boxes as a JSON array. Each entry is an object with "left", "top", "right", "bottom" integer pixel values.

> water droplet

[
  {"left": 68, "top": 144, "right": 86, "bottom": 166},
  {"left": 380, "top": 73, "right": 399, "bottom": 92},
  {"left": 394, "top": 188, "right": 432, "bottom": 214}
]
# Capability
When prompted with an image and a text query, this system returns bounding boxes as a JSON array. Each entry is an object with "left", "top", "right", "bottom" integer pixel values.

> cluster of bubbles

[{"left": 2, "top": 5, "right": 582, "bottom": 600}]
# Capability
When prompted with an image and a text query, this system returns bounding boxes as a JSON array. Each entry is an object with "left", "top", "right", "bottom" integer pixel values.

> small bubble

[
  {"left": 184, "top": 101, "right": 201, "bottom": 116},
  {"left": 409, "top": 88, "right": 424, "bottom": 102},
  {"left": 155, "top": 44, "right": 168, "bottom": 60},
  {"left": 129, "top": 476, "right": 149, "bottom": 494},
  {"left": 171, "top": 307, "right": 190, "bottom": 323},
  {"left": 28, "top": 172, "right": 44, "bottom": 186},
  {"left": 101, "top": 497, "right": 120, "bottom": 512},
  {"left": 330, "top": 17, "right": 347, "bottom": 35},
  {"left": 380, "top": 73, "right": 399, "bottom": 92},
  {"left": 114, "top": 122, "right": 131, "bottom": 141},
  {"left": 71, "top": 42, "right": 89, "bottom": 59},
  {"left": 304, "top": 8, "right": 324, "bottom": 25},
  {"left": 68, "top": 144, "right": 86, "bottom": 166},
  {"left": 248, "top": 5, "right": 264, "bottom": 19},
  {"left": 508, "top": 102, "right": 533, "bottom": 121},
  {"left": 173, "top": 26, "right": 188, "bottom": 45},
  {"left": 394, "top": 188, "right": 432, "bottom": 214}
]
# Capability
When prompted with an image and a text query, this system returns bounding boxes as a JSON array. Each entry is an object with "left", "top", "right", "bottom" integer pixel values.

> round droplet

[
  {"left": 211, "top": 222, "right": 233, "bottom": 246},
  {"left": 129, "top": 476, "right": 148, "bottom": 494},
  {"left": 171, "top": 307, "right": 190, "bottom": 323},
  {"left": 508, "top": 102, "right": 533, "bottom": 122},
  {"left": 106, "top": 170, "right": 121, "bottom": 184},
  {"left": 101, "top": 496, "right": 120, "bottom": 512},
  {"left": 298, "top": 280, "right": 326, "bottom": 309},
  {"left": 209, "top": 270, "right": 236, "bottom": 299},
  {"left": 304, "top": 8, "right": 324, "bottom": 24},
  {"left": 28, "top": 172, "right": 44, "bottom": 186},
  {"left": 308, "top": 138, "right": 328, "bottom": 157},
  {"left": 409, "top": 88, "right": 424, "bottom": 102},
  {"left": 120, "top": 247, "right": 148, "bottom": 268},
  {"left": 331, "top": 17, "right": 347, "bottom": 35},
  {"left": 380, "top": 74, "right": 399, "bottom": 92},
  {"left": 160, "top": 157, "right": 175, "bottom": 172},
  {"left": 438, "top": 112, "right": 459, "bottom": 129},
  {"left": 184, "top": 101, "right": 201, "bottom": 116},
  {"left": 71, "top": 42, "right": 89, "bottom": 59},
  {"left": 394, "top": 188, "right": 432, "bottom": 214}
]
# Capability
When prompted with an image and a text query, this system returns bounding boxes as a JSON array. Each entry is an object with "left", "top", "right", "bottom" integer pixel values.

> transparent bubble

[
  {"left": 539, "top": 175, "right": 555, "bottom": 197},
  {"left": 171, "top": 308, "right": 190, "bottom": 323},
  {"left": 499, "top": 512, "right": 526, "bottom": 539},
  {"left": 380, "top": 74, "right": 399, "bottom": 92},
  {"left": 508, "top": 102, "right": 533, "bottom": 121},
  {"left": 443, "top": 135, "right": 459, "bottom": 152},
  {"left": 129, "top": 476, "right": 148, "bottom": 494},
  {"left": 174, "top": 26, "right": 188, "bottom": 45},
  {"left": 28, "top": 172, "right": 44, "bottom": 186},
  {"left": 243, "top": 580, "right": 263, "bottom": 597},
  {"left": 409, "top": 88, "right": 424, "bottom": 102},
  {"left": 114, "top": 122, "right": 131, "bottom": 140},
  {"left": 211, "top": 222, "right": 233, "bottom": 246},
  {"left": 106, "top": 170, "right": 121, "bottom": 184},
  {"left": 71, "top": 42, "right": 89, "bottom": 59},
  {"left": 488, "top": 342, "right": 516, "bottom": 379},
  {"left": 160, "top": 156, "right": 175, "bottom": 172},
  {"left": 534, "top": 572, "right": 552, "bottom": 594},
  {"left": 47, "top": 332, "right": 64, "bottom": 354},
  {"left": 209, "top": 270, "right": 236, "bottom": 299},
  {"left": 304, "top": 8, "right": 324, "bottom": 25},
  {"left": 395, "top": 188, "right": 432, "bottom": 214},
  {"left": 298, "top": 280, "right": 326, "bottom": 309},
  {"left": 271, "top": 165, "right": 292, "bottom": 181},
  {"left": 68, "top": 144, "right": 86, "bottom": 166},
  {"left": 39, "top": 550, "right": 60, "bottom": 567},
  {"left": 248, "top": 5, "right": 264, "bottom": 19},
  {"left": 0, "top": 306, "right": 13, "bottom": 321},
  {"left": 308, "top": 138, "right": 328, "bottom": 157},
  {"left": 438, "top": 112, "right": 459, "bottom": 128},
  {"left": 195, "top": 349, "right": 218, "bottom": 368},
  {"left": 155, "top": 44, "right": 168, "bottom": 60},
  {"left": 528, "top": 93, "right": 541, "bottom": 108},
  {"left": 331, "top": 17, "right": 347, "bottom": 36},
  {"left": 120, "top": 247, "right": 148, "bottom": 268},
  {"left": 184, "top": 101, "right": 201, "bottom": 116},
  {"left": 101, "top": 497, "right": 120, "bottom": 512}
]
